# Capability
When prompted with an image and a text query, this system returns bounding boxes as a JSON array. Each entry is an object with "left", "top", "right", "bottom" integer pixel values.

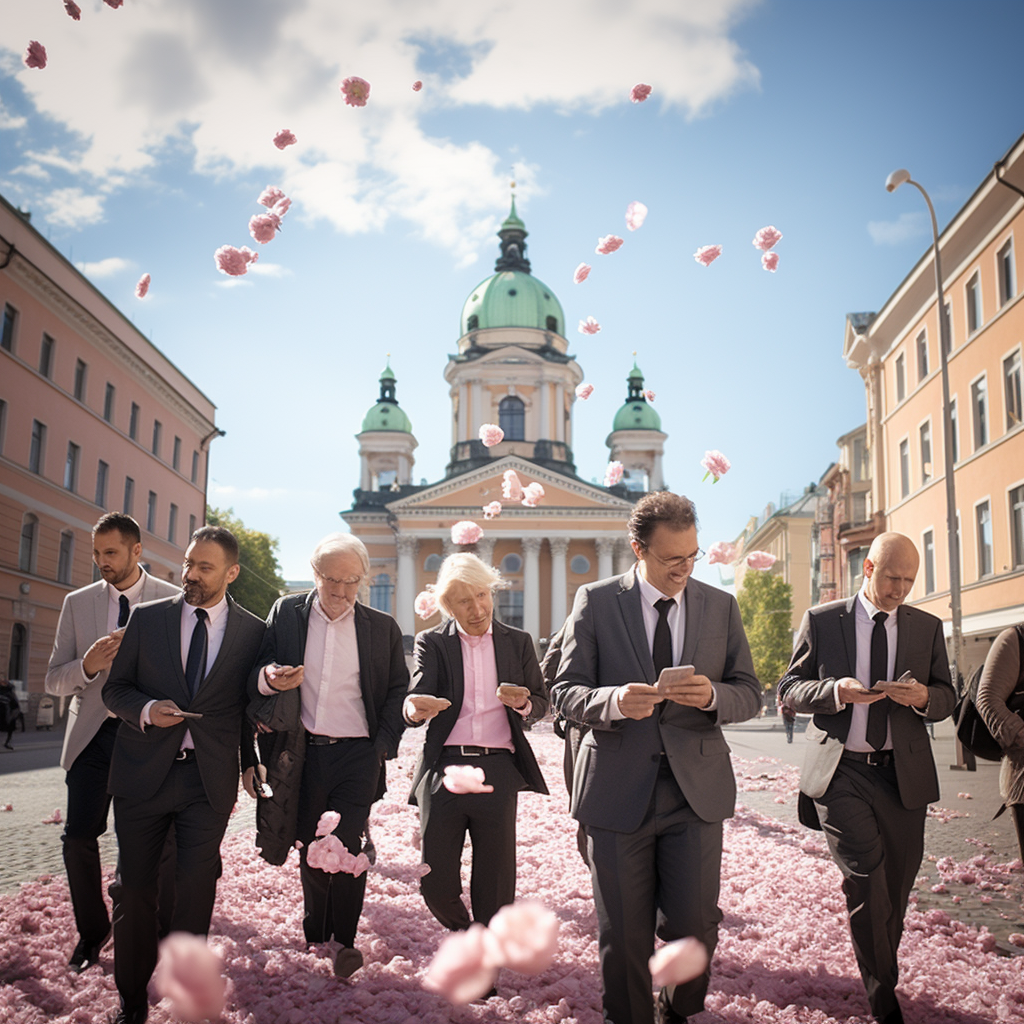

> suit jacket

[
  {"left": 103, "top": 593, "right": 265, "bottom": 815},
  {"left": 778, "top": 597, "right": 956, "bottom": 829},
  {"left": 551, "top": 567, "right": 762, "bottom": 832},
  {"left": 246, "top": 594, "right": 409, "bottom": 864},
  {"left": 407, "top": 618, "right": 550, "bottom": 804},
  {"left": 45, "top": 571, "right": 180, "bottom": 770}
]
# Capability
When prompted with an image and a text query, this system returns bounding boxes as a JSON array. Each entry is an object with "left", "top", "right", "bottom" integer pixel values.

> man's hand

[
  {"left": 879, "top": 677, "right": 929, "bottom": 709},
  {"left": 266, "top": 664, "right": 304, "bottom": 692},
  {"left": 242, "top": 764, "right": 268, "bottom": 799},
  {"left": 615, "top": 683, "right": 664, "bottom": 720},
  {"left": 659, "top": 672, "right": 714, "bottom": 709},
  {"left": 82, "top": 630, "right": 125, "bottom": 677},
  {"left": 836, "top": 677, "right": 887, "bottom": 705},
  {"left": 149, "top": 699, "right": 187, "bottom": 728},
  {"left": 406, "top": 695, "right": 451, "bottom": 723},
  {"left": 496, "top": 684, "right": 531, "bottom": 710}
]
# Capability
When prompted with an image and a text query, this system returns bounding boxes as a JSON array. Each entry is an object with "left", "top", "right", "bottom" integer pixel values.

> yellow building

[{"left": 843, "top": 132, "right": 1024, "bottom": 670}]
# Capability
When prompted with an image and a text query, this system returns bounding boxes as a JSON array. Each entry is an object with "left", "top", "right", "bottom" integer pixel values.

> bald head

[{"left": 863, "top": 532, "right": 919, "bottom": 611}]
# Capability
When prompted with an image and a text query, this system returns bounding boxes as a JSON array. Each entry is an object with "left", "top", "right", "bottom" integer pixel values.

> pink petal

[
  {"left": 442, "top": 765, "right": 494, "bottom": 794},
  {"left": 451, "top": 521, "right": 483, "bottom": 546},
  {"left": 273, "top": 129, "right": 297, "bottom": 150},
  {"left": 596, "top": 234, "right": 624, "bottom": 255},
  {"left": 745, "top": 551, "right": 777, "bottom": 571},
  {"left": 135, "top": 273, "right": 151, "bottom": 299},
  {"left": 578, "top": 316, "right": 601, "bottom": 335},
  {"left": 271, "top": 197, "right": 291, "bottom": 218},
  {"left": 479, "top": 423, "right": 504, "bottom": 447},
  {"left": 24, "top": 41, "right": 47, "bottom": 69},
  {"left": 706, "top": 541, "right": 737, "bottom": 566},
  {"left": 644, "top": 389, "right": 655, "bottom": 403},
  {"left": 521, "top": 482, "right": 545, "bottom": 508},
  {"left": 649, "top": 938, "right": 709, "bottom": 987},
  {"left": 573, "top": 262, "right": 591, "bottom": 284},
  {"left": 249, "top": 213, "right": 281, "bottom": 245},
  {"left": 341, "top": 76, "right": 371, "bottom": 107},
  {"left": 315, "top": 810, "right": 341, "bottom": 837},
  {"left": 752, "top": 225, "right": 783, "bottom": 251},
  {"left": 694, "top": 244, "right": 722, "bottom": 267},
  {"left": 64, "top": 1, "right": 82, "bottom": 19},
  {"left": 625, "top": 201, "right": 648, "bottom": 231},
  {"left": 154, "top": 934, "right": 225, "bottom": 1022},
  {"left": 415, "top": 590, "right": 439, "bottom": 619},
  {"left": 502, "top": 470, "right": 523, "bottom": 502},
  {"left": 482, "top": 501, "right": 503, "bottom": 520},
  {"left": 214, "top": 245, "right": 258, "bottom": 276},
  {"left": 604, "top": 461, "right": 624, "bottom": 487},
  {"left": 575, "top": 383, "right": 594, "bottom": 400},
  {"left": 412, "top": 80, "right": 423, "bottom": 92},
  {"left": 103, "top": 0, "right": 124, "bottom": 7},
  {"left": 423, "top": 925, "right": 497, "bottom": 1004},
  {"left": 41, "top": 808, "right": 62, "bottom": 824},
  {"left": 700, "top": 449, "right": 731, "bottom": 480},
  {"left": 258, "top": 186, "right": 286, "bottom": 209},
  {"left": 485, "top": 901, "right": 560, "bottom": 974},
  {"left": 630, "top": 83, "right": 652, "bottom": 103},
  {"left": 0, "top": 803, "right": 12, "bottom": 811},
  {"left": 761, "top": 251, "right": 779, "bottom": 273}
]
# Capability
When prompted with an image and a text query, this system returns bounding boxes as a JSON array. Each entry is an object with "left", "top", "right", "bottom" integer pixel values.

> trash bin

[{"left": 36, "top": 696, "right": 55, "bottom": 730}]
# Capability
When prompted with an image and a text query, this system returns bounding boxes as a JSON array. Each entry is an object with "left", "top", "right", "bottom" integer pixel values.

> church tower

[
  {"left": 606, "top": 359, "right": 667, "bottom": 493},
  {"left": 356, "top": 359, "right": 418, "bottom": 492}
]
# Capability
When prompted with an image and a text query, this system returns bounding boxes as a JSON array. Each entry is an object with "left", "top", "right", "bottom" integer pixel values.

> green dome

[
  {"left": 361, "top": 360, "right": 413, "bottom": 432},
  {"left": 461, "top": 270, "right": 564, "bottom": 336},
  {"left": 612, "top": 360, "right": 662, "bottom": 431}
]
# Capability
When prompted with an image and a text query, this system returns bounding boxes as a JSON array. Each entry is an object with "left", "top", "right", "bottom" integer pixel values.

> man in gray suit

[
  {"left": 779, "top": 532, "right": 955, "bottom": 1024},
  {"left": 45, "top": 512, "right": 179, "bottom": 973},
  {"left": 552, "top": 492, "right": 761, "bottom": 1024}
]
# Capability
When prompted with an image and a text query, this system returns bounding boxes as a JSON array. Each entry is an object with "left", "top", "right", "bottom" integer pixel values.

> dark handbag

[{"left": 954, "top": 625, "right": 1024, "bottom": 761}]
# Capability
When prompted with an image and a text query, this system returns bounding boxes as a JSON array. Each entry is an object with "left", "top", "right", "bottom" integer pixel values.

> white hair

[
  {"left": 311, "top": 532, "right": 370, "bottom": 576},
  {"left": 434, "top": 552, "right": 504, "bottom": 618}
]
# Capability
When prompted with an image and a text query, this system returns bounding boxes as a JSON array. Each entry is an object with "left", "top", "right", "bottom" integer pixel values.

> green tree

[
  {"left": 205, "top": 506, "right": 286, "bottom": 619},
  {"left": 736, "top": 570, "right": 794, "bottom": 691}
]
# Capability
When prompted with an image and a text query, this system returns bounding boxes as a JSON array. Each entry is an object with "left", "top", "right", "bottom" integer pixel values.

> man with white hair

[
  {"left": 248, "top": 533, "right": 408, "bottom": 979},
  {"left": 405, "top": 552, "right": 549, "bottom": 942}
]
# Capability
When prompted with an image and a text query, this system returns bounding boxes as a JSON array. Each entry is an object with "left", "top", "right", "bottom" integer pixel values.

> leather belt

[
  {"left": 174, "top": 748, "right": 196, "bottom": 763},
  {"left": 842, "top": 749, "right": 894, "bottom": 767},
  {"left": 442, "top": 745, "right": 510, "bottom": 757},
  {"left": 305, "top": 732, "right": 343, "bottom": 746}
]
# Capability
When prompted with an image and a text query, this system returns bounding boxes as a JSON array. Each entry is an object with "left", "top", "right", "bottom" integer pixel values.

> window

[
  {"left": 129, "top": 402, "right": 139, "bottom": 440},
  {"left": 971, "top": 376, "right": 988, "bottom": 449},
  {"left": 998, "top": 239, "right": 1016, "bottom": 307},
  {"left": 188, "top": 514, "right": 197, "bottom": 540},
  {"left": 916, "top": 330, "right": 928, "bottom": 382},
  {"left": 152, "top": 420, "right": 162, "bottom": 457},
  {"left": 466, "top": 314, "right": 479, "bottom": 331},
  {"left": 19, "top": 514, "right": 38, "bottom": 573},
  {"left": 123, "top": 476, "right": 135, "bottom": 515},
  {"left": 57, "top": 531, "right": 74, "bottom": 585},
  {"left": 919, "top": 421, "right": 932, "bottom": 485},
  {"left": 1010, "top": 485, "right": 1024, "bottom": 569},
  {"left": 172, "top": 436, "right": 181, "bottom": 471},
  {"left": 424, "top": 553, "right": 443, "bottom": 572},
  {"left": 545, "top": 315, "right": 558, "bottom": 332},
  {"left": 848, "top": 547, "right": 867, "bottom": 593},
  {"left": 496, "top": 589, "right": 524, "bottom": 630},
  {"left": 1005, "top": 350, "right": 1022, "bottom": 429},
  {"left": 923, "top": 530, "right": 935, "bottom": 594},
  {"left": 966, "top": 272, "right": 982, "bottom": 334},
  {"left": 191, "top": 450, "right": 200, "bottom": 484},
  {"left": 942, "top": 301, "right": 953, "bottom": 355},
  {"left": 103, "top": 383, "right": 115, "bottom": 422},
  {"left": 64, "top": 442, "right": 80, "bottom": 491},
  {"left": 1, "top": 303, "right": 16, "bottom": 351},
  {"left": 895, "top": 353, "right": 906, "bottom": 403},
  {"left": 168, "top": 504, "right": 178, "bottom": 544},
  {"left": 899, "top": 439, "right": 910, "bottom": 498},
  {"left": 0, "top": 399, "right": 5, "bottom": 455},
  {"left": 39, "top": 334, "right": 54, "bottom": 377},
  {"left": 147, "top": 491, "right": 157, "bottom": 533},
  {"left": 852, "top": 491, "right": 868, "bottom": 522},
  {"left": 8, "top": 623, "right": 27, "bottom": 682},
  {"left": 95, "top": 460, "right": 109, "bottom": 507},
  {"left": 852, "top": 435, "right": 867, "bottom": 482},
  {"left": 950, "top": 398, "right": 959, "bottom": 464},
  {"left": 976, "top": 501, "right": 993, "bottom": 577},
  {"left": 74, "top": 359, "right": 87, "bottom": 401},
  {"left": 369, "top": 573, "right": 394, "bottom": 613},
  {"left": 501, "top": 553, "right": 523, "bottom": 574},
  {"left": 29, "top": 419, "right": 46, "bottom": 474},
  {"left": 498, "top": 396, "right": 525, "bottom": 441},
  {"left": 570, "top": 555, "right": 591, "bottom": 575}
]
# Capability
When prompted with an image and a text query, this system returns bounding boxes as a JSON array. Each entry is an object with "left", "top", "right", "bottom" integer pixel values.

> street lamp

[{"left": 885, "top": 169, "right": 965, "bottom": 754}]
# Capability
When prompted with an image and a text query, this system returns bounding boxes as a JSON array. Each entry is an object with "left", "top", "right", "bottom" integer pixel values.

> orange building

[
  {"left": 843, "top": 133, "right": 1024, "bottom": 671},
  {"left": 1, "top": 194, "right": 219, "bottom": 722}
]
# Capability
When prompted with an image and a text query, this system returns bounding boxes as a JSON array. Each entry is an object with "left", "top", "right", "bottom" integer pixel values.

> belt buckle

[
  {"left": 460, "top": 746, "right": 481, "bottom": 756},
  {"left": 867, "top": 750, "right": 888, "bottom": 767}
]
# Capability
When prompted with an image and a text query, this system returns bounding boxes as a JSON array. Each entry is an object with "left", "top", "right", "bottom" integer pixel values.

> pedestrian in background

[{"left": 1, "top": 672, "right": 20, "bottom": 750}]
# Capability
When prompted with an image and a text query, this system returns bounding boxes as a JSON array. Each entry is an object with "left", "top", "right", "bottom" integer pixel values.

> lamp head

[{"left": 885, "top": 168, "right": 911, "bottom": 193}]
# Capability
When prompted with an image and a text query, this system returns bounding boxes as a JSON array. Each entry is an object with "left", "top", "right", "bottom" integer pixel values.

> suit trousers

[
  {"left": 112, "top": 759, "right": 231, "bottom": 1013},
  {"left": 587, "top": 759, "right": 723, "bottom": 1024},
  {"left": 418, "top": 750, "right": 523, "bottom": 931},
  {"left": 814, "top": 759, "right": 925, "bottom": 1021},
  {"left": 296, "top": 738, "right": 380, "bottom": 948}
]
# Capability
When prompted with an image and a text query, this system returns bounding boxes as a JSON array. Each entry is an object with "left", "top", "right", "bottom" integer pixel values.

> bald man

[{"left": 779, "top": 533, "right": 955, "bottom": 1024}]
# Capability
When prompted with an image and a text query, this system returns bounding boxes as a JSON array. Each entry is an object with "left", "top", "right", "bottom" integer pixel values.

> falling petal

[
  {"left": 415, "top": 590, "right": 438, "bottom": 619},
  {"left": 762, "top": 251, "right": 779, "bottom": 273},
  {"left": 443, "top": 765, "right": 494, "bottom": 794},
  {"left": 745, "top": 551, "right": 777, "bottom": 571},
  {"left": 64, "top": 1, "right": 82, "bottom": 20},
  {"left": 23, "top": 41, "right": 47, "bottom": 69},
  {"left": 575, "top": 383, "right": 594, "bottom": 400},
  {"left": 482, "top": 501, "right": 503, "bottom": 520},
  {"left": 315, "top": 811, "right": 341, "bottom": 837},
  {"left": 521, "top": 482, "right": 545, "bottom": 508},
  {"left": 154, "top": 934, "right": 226, "bottom": 1022},
  {"left": 341, "top": 76, "right": 371, "bottom": 107},
  {"left": 451, "top": 521, "right": 483, "bottom": 545},
  {"left": 625, "top": 201, "right": 648, "bottom": 231},
  {"left": 752, "top": 225, "right": 783, "bottom": 251},
  {"left": 604, "top": 461, "right": 624, "bottom": 487},
  {"left": 596, "top": 235, "right": 624, "bottom": 255},
  {"left": 103, "top": 0, "right": 124, "bottom": 7},
  {"left": 479, "top": 424, "right": 504, "bottom": 447},
  {"left": 644, "top": 390, "right": 655, "bottom": 403},
  {"left": 573, "top": 262, "right": 591, "bottom": 284},
  {"left": 578, "top": 316, "right": 601, "bottom": 335},
  {"left": 412, "top": 80, "right": 423, "bottom": 92},
  {"left": 135, "top": 274, "right": 151, "bottom": 299},
  {"left": 630, "top": 83, "right": 652, "bottom": 103},
  {"left": 423, "top": 925, "right": 497, "bottom": 1004},
  {"left": 248, "top": 213, "right": 281, "bottom": 245},
  {"left": 694, "top": 245, "right": 722, "bottom": 267},
  {"left": 258, "top": 186, "right": 286, "bottom": 209},
  {"left": 649, "top": 938, "right": 709, "bottom": 987},
  {"left": 706, "top": 541, "right": 737, "bottom": 566},
  {"left": 485, "top": 901, "right": 560, "bottom": 974},
  {"left": 502, "top": 470, "right": 523, "bottom": 502},
  {"left": 214, "top": 245, "right": 259, "bottom": 277},
  {"left": 700, "top": 449, "right": 731, "bottom": 481},
  {"left": 273, "top": 129, "right": 297, "bottom": 150}
]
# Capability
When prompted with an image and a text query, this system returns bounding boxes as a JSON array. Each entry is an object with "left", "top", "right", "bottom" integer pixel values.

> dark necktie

[
  {"left": 866, "top": 610, "right": 890, "bottom": 750},
  {"left": 117, "top": 595, "right": 130, "bottom": 628},
  {"left": 185, "top": 608, "right": 209, "bottom": 698},
  {"left": 653, "top": 598, "right": 675, "bottom": 677}
]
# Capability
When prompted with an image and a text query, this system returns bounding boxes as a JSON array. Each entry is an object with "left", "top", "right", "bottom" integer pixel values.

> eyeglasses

[
  {"left": 642, "top": 547, "right": 704, "bottom": 570},
  {"left": 312, "top": 566, "right": 365, "bottom": 587}
]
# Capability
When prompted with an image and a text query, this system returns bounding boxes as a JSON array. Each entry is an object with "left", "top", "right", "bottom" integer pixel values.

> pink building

[{"left": 0, "top": 194, "right": 219, "bottom": 723}]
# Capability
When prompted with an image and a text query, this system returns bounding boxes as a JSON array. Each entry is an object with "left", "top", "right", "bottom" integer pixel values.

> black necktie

[
  {"left": 653, "top": 598, "right": 674, "bottom": 678},
  {"left": 867, "top": 610, "right": 889, "bottom": 750},
  {"left": 117, "top": 595, "right": 130, "bottom": 628},
  {"left": 185, "top": 608, "right": 209, "bottom": 698}
]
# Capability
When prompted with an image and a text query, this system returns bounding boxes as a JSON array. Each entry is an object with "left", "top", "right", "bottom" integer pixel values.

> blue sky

[{"left": 2, "top": 0, "right": 1023, "bottom": 582}]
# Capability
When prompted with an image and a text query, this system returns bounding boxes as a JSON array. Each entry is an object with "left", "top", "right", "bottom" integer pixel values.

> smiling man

[
  {"left": 551, "top": 492, "right": 761, "bottom": 1024},
  {"left": 779, "top": 532, "right": 955, "bottom": 1024}
]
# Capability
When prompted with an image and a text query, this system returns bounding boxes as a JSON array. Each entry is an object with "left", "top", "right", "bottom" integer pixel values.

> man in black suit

[
  {"left": 103, "top": 526, "right": 265, "bottom": 1024},
  {"left": 406, "top": 552, "right": 548, "bottom": 936},
  {"left": 247, "top": 533, "right": 408, "bottom": 980},
  {"left": 779, "top": 532, "right": 955, "bottom": 1024}
]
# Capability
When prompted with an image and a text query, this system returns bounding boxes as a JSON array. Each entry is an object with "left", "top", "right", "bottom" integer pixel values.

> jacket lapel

[
  {"left": 839, "top": 597, "right": 858, "bottom": 675},
  {"left": 93, "top": 583, "right": 108, "bottom": 642},
  {"left": 354, "top": 604, "right": 376, "bottom": 725},
  {"left": 617, "top": 566, "right": 654, "bottom": 680},
  {"left": 442, "top": 620, "right": 465, "bottom": 707},
  {"left": 196, "top": 595, "right": 239, "bottom": 694},
  {"left": 165, "top": 595, "right": 190, "bottom": 704},
  {"left": 894, "top": 604, "right": 911, "bottom": 677},
  {"left": 680, "top": 580, "right": 704, "bottom": 666},
  {"left": 492, "top": 620, "right": 514, "bottom": 682}
]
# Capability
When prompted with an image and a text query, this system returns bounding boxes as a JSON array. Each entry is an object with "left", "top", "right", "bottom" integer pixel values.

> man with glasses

[
  {"left": 248, "top": 533, "right": 407, "bottom": 980},
  {"left": 552, "top": 492, "right": 761, "bottom": 1024}
]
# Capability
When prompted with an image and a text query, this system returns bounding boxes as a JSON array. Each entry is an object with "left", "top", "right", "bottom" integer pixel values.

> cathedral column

[
  {"left": 596, "top": 537, "right": 615, "bottom": 580},
  {"left": 522, "top": 537, "right": 542, "bottom": 643},
  {"left": 458, "top": 383, "right": 469, "bottom": 441},
  {"left": 472, "top": 381, "right": 483, "bottom": 435},
  {"left": 477, "top": 537, "right": 496, "bottom": 566},
  {"left": 395, "top": 535, "right": 419, "bottom": 637},
  {"left": 549, "top": 537, "right": 569, "bottom": 632},
  {"left": 555, "top": 384, "right": 566, "bottom": 442},
  {"left": 539, "top": 377, "right": 550, "bottom": 439},
  {"left": 442, "top": 539, "right": 457, "bottom": 557},
  {"left": 614, "top": 538, "right": 635, "bottom": 575}
]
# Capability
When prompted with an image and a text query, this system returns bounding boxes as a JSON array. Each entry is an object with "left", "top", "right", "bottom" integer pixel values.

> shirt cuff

[
  {"left": 141, "top": 699, "right": 156, "bottom": 731},
  {"left": 702, "top": 685, "right": 718, "bottom": 712},
  {"left": 403, "top": 696, "right": 422, "bottom": 725},
  {"left": 610, "top": 687, "right": 628, "bottom": 720},
  {"left": 513, "top": 699, "right": 532, "bottom": 717},
  {"left": 81, "top": 662, "right": 99, "bottom": 685},
  {"left": 832, "top": 678, "right": 846, "bottom": 711},
  {"left": 257, "top": 666, "right": 277, "bottom": 697}
]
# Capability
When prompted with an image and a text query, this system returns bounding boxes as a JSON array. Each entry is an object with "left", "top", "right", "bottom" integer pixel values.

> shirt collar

[
  {"left": 636, "top": 568, "right": 681, "bottom": 608},
  {"left": 455, "top": 619, "right": 493, "bottom": 638},
  {"left": 857, "top": 587, "right": 894, "bottom": 623},
  {"left": 186, "top": 593, "right": 229, "bottom": 625},
  {"left": 311, "top": 593, "right": 355, "bottom": 624},
  {"left": 107, "top": 569, "right": 147, "bottom": 604}
]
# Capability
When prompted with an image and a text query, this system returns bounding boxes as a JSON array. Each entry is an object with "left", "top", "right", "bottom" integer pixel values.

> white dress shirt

[
  {"left": 843, "top": 590, "right": 897, "bottom": 752},
  {"left": 82, "top": 571, "right": 149, "bottom": 684}
]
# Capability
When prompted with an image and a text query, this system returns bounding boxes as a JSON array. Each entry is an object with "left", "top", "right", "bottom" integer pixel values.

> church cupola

[
  {"left": 357, "top": 358, "right": 418, "bottom": 492},
  {"left": 494, "top": 196, "right": 532, "bottom": 274},
  {"left": 606, "top": 358, "right": 668, "bottom": 493}
]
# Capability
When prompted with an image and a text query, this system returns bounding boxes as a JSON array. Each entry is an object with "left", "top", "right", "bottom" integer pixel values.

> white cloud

[
  {"left": 867, "top": 211, "right": 930, "bottom": 246},
  {"left": 0, "top": 101, "right": 25, "bottom": 131},
  {"left": 75, "top": 256, "right": 131, "bottom": 278},
  {"left": 39, "top": 187, "right": 106, "bottom": 228},
  {"left": 247, "top": 262, "right": 293, "bottom": 278}
]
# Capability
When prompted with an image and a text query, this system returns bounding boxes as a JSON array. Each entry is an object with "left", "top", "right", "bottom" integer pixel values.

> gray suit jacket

[
  {"left": 778, "top": 597, "right": 956, "bottom": 828},
  {"left": 45, "top": 571, "right": 179, "bottom": 770},
  {"left": 551, "top": 567, "right": 762, "bottom": 832}
]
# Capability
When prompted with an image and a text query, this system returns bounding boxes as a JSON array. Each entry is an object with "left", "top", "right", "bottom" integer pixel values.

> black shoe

[
  {"left": 110, "top": 1006, "right": 148, "bottom": 1024},
  {"left": 363, "top": 833, "right": 377, "bottom": 866},
  {"left": 333, "top": 946, "right": 364, "bottom": 978},
  {"left": 3, "top": 742, "right": 12, "bottom": 750},
  {"left": 68, "top": 929, "right": 110, "bottom": 972},
  {"left": 656, "top": 990, "right": 688, "bottom": 1024}
]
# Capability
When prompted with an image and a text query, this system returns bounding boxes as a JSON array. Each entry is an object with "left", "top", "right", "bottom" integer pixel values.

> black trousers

[
  {"left": 63, "top": 717, "right": 176, "bottom": 945},
  {"left": 814, "top": 759, "right": 925, "bottom": 1021},
  {"left": 418, "top": 749, "right": 523, "bottom": 931},
  {"left": 586, "top": 759, "right": 722, "bottom": 1024},
  {"left": 296, "top": 738, "right": 380, "bottom": 948},
  {"left": 112, "top": 759, "right": 230, "bottom": 1013}
]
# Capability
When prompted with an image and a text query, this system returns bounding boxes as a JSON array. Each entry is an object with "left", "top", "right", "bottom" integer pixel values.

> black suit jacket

[
  {"left": 103, "top": 593, "right": 266, "bottom": 815},
  {"left": 779, "top": 597, "right": 956, "bottom": 829},
  {"left": 407, "top": 618, "right": 550, "bottom": 804}
]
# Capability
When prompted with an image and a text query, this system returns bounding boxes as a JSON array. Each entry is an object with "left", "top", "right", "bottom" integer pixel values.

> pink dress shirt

[{"left": 445, "top": 625, "right": 515, "bottom": 751}]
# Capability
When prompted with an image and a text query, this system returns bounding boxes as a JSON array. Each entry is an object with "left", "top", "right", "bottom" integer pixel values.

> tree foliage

[
  {"left": 205, "top": 506, "right": 286, "bottom": 619},
  {"left": 736, "top": 570, "right": 794, "bottom": 691}
]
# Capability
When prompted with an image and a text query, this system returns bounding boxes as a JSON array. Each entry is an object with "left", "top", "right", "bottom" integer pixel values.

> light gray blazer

[
  {"left": 45, "top": 571, "right": 180, "bottom": 770},
  {"left": 551, "top": 567, "right": 762, "bottom": 832}
]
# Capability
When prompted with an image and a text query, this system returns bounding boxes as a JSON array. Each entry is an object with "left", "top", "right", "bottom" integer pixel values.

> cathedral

[{"left": 341, "top": 201, "right": 670, "bottom": 646}]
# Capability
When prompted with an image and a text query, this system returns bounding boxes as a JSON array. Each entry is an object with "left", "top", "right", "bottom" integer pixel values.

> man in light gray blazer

[
  {"left": 552, "top": 492, "right": 761, "bottom": 1024},
  {"left": 45, "top": 513, "right": 179, "bottom": 974}
]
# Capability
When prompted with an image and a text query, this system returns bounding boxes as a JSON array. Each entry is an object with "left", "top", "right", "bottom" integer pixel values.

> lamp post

[{"left": 885, "top": 169, "right": 967, "bottom": 763}]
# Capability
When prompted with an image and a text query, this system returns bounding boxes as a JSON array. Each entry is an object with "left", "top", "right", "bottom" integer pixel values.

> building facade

[{"left": 1, "top": 194, "right": 218, "bottom": 721}]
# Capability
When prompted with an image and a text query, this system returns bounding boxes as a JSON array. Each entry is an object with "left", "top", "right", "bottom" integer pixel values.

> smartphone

[
  {"left": 169, "top": 710, "right": 204, "bottom": 719},
  {"left": 656, "top": 665, "right": 695, "bottom": 693}
]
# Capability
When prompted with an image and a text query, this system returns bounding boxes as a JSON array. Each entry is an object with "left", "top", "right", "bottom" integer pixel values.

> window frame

[
  {"left": 1, "top": 302, "right": 17, "bottom": 352},
  {"left": 997, "top": 236, "right": 1016, "bottom": 308},
  {"left": 898, "top": 436, "right": 910, "bottom": 499},
  {"left": 29, "top": 419, "right": 47, "bottom": 475},
  {"left": 966, "top": 271, "right": 983, "bottom": 335},
  {"left": 916, "top": 329, "right": 928, "bottom": 382},
  {"left": 922, "top": 527, "right": 936, "bottom": 595},
  {"left": 95, "top": 459, "right": 109, "bottom": 507},
  {"left": 73, "top": 358, "right": 87, "bottom": 402},
  {"left": 103, "top": 383, "right": 115, "bottom": 423},
  {"left": 19, "top": 513, "right": 39, "bottom": 573},
  {"left": 1009, "top": 480, "right": 1024, "bottom": 570},
  {"left": 57, "top": 530, "right": 74, "bottom": 585},
  {"left": 894, "top": 352, "right": 906, "bottom": 403},
  {"left": 39, "top": 333, "right": 55, "bottom": 378},
  {"left": 970, "top": 373, "right": 989, "bottom": 451},
  {"left": 498, "top": 395, "right": 526, "bottom": 442},
  {"left": 974, "top": 497, "right": 993, "bottom": 579},
  {"left": 1003, "top": 345, "right": 1022, "bottom": 431},
  {"left": 918, "top": 417, "right": 932, "bottom": 486},
  {"left": 123, "top": 476, "right": 135, "bottom": 516}
]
